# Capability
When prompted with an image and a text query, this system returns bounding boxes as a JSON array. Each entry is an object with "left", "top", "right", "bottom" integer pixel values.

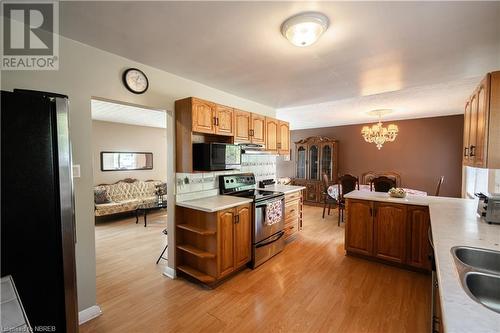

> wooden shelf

[
  {"left": 177, "top": 224, "right": 216, "bottom": 235},
  {"left": 177, "top": 244, "right": 215, "bottom": 259},
  {"left": 177, "top": 265, "right": 215, "bottom": 283}
]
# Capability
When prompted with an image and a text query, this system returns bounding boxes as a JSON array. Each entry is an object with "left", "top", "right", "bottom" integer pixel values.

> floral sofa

[{"left": 94, "top": 178, "right": 166, "bottom": 217}]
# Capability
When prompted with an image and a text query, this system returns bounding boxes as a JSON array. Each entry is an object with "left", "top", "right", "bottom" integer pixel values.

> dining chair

[
  {"left": 370, "top": 176, "right": 396, "bottom": 192},
  {"left": 435, "top": 176, "right": 445, "bottom": 196},
  {"left": 338, "top": 174, "right": 359, "bottom": 226},
  {"left": 322, "top": 174, "right": 337, "bottom": 219}
]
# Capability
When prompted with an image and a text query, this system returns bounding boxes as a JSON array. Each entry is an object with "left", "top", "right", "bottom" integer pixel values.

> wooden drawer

[
  {"left": 283, "top": 221, "right": 298, "bottom": 239},
  {"left": 284, "top": 200, "right": 299, "bottom": 220},
  {"left": 285, "top": 191, "right": 301, "bottom": 203}
]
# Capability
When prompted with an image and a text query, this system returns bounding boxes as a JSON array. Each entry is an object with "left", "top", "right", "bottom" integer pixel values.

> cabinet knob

[{"left": 469, "top": 145, "right": 476, "bottom": 157}]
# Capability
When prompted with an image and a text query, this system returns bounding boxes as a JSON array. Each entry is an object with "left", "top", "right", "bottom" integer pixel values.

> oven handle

[
  {"left": 255, "top": 196, "right": 285, "bottom": 207},
  {"left": 255, "top": 231, "right": 285, "bottom": 248}
]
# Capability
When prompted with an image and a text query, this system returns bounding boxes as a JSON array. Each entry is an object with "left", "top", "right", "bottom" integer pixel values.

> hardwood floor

[{"left": 81, "top": 206, "right": 430, "bottom": 333}]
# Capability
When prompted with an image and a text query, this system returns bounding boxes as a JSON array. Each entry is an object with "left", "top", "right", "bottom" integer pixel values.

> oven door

[
  {"left": 253, "top": 230, "right": 285, "bottom": 268},
  {"left": 254, "top": 196, "right": 285, "bottom": 243}
]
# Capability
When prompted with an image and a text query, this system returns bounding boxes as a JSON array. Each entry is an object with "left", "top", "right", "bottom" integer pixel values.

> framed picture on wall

[{"left": 100, "top": 151, "right": 153, "bottom": 171}]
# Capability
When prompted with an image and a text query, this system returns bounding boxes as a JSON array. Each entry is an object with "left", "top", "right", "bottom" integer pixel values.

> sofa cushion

[{"left": 94, "top": 189, "right": 111, "bottom": 204}]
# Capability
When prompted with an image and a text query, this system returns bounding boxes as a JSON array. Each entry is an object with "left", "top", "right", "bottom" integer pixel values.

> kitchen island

[{"left": 344, "top": 190, "right": 500, "bottom": 333}]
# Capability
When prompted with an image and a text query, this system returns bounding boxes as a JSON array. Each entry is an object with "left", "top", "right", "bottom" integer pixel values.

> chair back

[
  {"left": 322, "top": 174, "right": 330, "bottom": 192},
  {"left": 362, "top": 171, "right": 401, "bottom": 187},
  {"left": 371, "top": 176, "right": 396, "bottom": 192},
  {"left": 339, "top": 174, "right": 359, "bottom": 199},
  {"left": 435, "top": 176, "right": 444, "bottom": 196}
]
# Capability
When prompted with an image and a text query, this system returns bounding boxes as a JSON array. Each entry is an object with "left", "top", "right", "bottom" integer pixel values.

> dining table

[{"left": 327, "top": 184, "right": 427, "bottom": 200}]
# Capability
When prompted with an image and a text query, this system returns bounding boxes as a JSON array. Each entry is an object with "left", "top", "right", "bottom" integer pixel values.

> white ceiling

[
  {"left": 91, "top": 99, "right": 166, "bottom": 128},
  {"left": 62, "top": 2, "right": 500, "bottom": 128}
]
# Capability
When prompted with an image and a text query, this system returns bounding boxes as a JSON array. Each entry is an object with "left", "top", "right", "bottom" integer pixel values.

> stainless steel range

[{"left": 219, "top": 173, "right": 285, "bottom": 268}]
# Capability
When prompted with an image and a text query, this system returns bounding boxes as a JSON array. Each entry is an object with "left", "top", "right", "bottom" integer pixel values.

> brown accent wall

[{"left": 277, "top": 115, "right": 464, "bottom": 197}]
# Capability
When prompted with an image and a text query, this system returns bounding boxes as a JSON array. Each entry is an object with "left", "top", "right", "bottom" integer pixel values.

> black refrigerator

[{"left": 1, "top": 89, "right": 79, "bottom": 332}]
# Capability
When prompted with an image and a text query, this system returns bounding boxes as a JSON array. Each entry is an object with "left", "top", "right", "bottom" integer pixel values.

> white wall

[
  {"left": 1, "top": 35, "right": 275, "bottom": 313},
  {"left": 92, "top": 120, "right": 167, "bottom": 185}
]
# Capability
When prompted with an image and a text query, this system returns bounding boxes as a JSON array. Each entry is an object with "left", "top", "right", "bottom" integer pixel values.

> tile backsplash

[
  {"left": 176, "top": 154, "right": 277, "bottom": 201},
  {"left": 463, "top": 166, "right": 500, "bottom": 198}
]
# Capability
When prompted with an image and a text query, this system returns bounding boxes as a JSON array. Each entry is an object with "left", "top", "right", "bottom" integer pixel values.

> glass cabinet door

[
  {"left": 321, "top": 144, "right": 333, "bottom": 180},
  {"left": 309, "top": 145, "right": 319, "bottom": 180},
  {"left": 296, "top": 146, "right": 306, "bottom": 178}
]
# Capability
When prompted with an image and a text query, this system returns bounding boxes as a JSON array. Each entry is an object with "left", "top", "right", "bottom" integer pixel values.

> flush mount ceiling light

[
  {"left": 281, "top": 12, "right": 329, "bottom": 47},
  {"left": 361, "top": 109, "right": 399, "bottom": 150}
]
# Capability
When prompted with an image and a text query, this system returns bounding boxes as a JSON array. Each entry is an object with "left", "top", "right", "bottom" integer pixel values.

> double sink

[{"left": 451, "top": 246, "right": 500, "bottom": 314}]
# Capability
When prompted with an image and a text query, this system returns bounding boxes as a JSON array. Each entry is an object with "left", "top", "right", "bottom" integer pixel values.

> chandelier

[{"left": 361, "top": 109, "right": 399, "bottom": 150}]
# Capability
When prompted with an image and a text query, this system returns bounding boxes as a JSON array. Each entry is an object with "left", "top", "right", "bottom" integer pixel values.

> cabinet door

[
  {"left": 320, "top": 143, "right": 333, "bottom": 181},
  {"left": 296, "top": 145, "right": 307, "bottom": 179},
  {"left": 345, "top": 200, "right": 373, "bottom": 255},
  {"left": 278, "top": 121, "right": 290, "bottom": 155},
  {"left": 373, "top": 203, "right": 407, "bottom": 263},
  {"left": 192, "top": 98, "right": 215, "bottom": 134},
  {"left": 309, "top": 145, "right": 320, "bottom": 180},
  {"left": 469, "top": 93, "right": 478, "bottom": 164},
  {"left": 304, "top": 182, "right": 319, "bottom": 203},
  {"left": 250, "top": 114, "right": 266, "bottom": 144},
  {"left": 215, "top": 105, "right": 234, "bottom": 136},
  {"left": 406, "top": 206, "right": 431, "bottom": 271},
  {"left": 218, "top": 208, "right": 235, "bottom": 277},
  {"left": 474, "top": 76, "right": 490, "bottom": 167},
  {"left": 463, "top": 99, "right": 471, "bottom": 165},
  {"left": 234, "top": 110, "right": 251, "bottom": 142},
  {"left": 233, "top": 204, "right": 251, "bottom": 268},
  {"left": 266, "top": 117, "right": 279, "bottom": 152}
]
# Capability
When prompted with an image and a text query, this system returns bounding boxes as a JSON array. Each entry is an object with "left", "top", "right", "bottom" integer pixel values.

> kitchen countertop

[
  {"left": 176, "top": 195, "right": 253, "bottom": 213},
  {"left": 258, "top": 184, "right": 306, "bottom": 194},
  {"left": 345, "top": 190, "right": 500, "bottom": 333}
]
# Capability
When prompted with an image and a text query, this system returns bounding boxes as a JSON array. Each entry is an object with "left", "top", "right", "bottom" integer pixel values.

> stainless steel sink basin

[
  {"left": 464, "top": 272, "right": 500, "bottom": 314},
  {"left": 451, "top": 246, "right": 500, "bottom": 314},
  {"left": 452, "top": 246, "right": 500, "bottom": 274}
]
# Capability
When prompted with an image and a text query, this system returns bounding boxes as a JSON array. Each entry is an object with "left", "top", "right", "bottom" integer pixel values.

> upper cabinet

[
  {"left": 266, "top": 117, "right": 279, "bottom": 153},
  {"left": 175, "top": 97, "right": 292, "bottom": 172},
  {"left": 234, "top": 109, "right": 251, "bottom": 142},
  {"left": 215, "top": 104, "right": 234, "bottom": 136},
  {"left": 191, "top": 98, "right": 216, "bottom": 134},
  {"left": 251, "top": 114, "right": 266, "bottom": 145},
  {"left": 278, "top": 121, "right": 290, "bottom": 155},
  {"left": 463, "top": 71, "right": 500, "bottom": 168}
]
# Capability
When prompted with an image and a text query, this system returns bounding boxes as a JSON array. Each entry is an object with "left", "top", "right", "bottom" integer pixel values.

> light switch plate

[{"left": 72, "top": 165, "right": 81, "bottom": 178}]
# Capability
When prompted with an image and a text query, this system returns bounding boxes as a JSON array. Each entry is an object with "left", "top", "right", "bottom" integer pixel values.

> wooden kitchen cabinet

[
  {"left": 278, "top": 120, "right": 290, "bottom": 155},
  {"left": 234, "top": 109, "right": 251, "bottom": 142},
  {"left": 406, "top": 206, "right": 431, "bottom": 270},
  {"left": 250, "top": 113, "right": 266, "bottom": 144},
  {"left": 345, "top": 199, "right": 373, "bottom": 256},
  {"left": 345, "top": 199, "right": 431, "bottom": 272},
  {"left": 373, "top": 203, "right": 407, "bottom": 264},
  {"left": 463, "top": 71, "right": 500, "bottom": 168},
  {"left": 191, "top": 98, "right": 216, "bottom": 134},
  {"left": 175, "top": 203, "right": 251, "bottom": 285},
  {"left": 215, "top": 104, "right": 234, "bottom": 136},
  {"left": 266, "top": 117, "right": 279, "bottom": 152},
  {"left": 233, "top": 204, "right": 252, "bottom": 267},
  {"left": 283, "top": 190, "right": 303, "bottom": 241}
]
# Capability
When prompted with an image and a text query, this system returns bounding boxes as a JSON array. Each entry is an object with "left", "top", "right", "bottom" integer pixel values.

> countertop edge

[{"left": 176, "top": 196, "right": 253, "bottom": 213}]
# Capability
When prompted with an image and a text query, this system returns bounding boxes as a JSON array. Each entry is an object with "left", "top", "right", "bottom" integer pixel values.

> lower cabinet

[
  {"left": 345, "top": 199, "right": 431, "bottom": 272},
  {"left": 175, "top": 203, "right": 251, "bottom": 284},
  {"left": 373, "top": 203, "right": 407, "bottom": 264},
  {"left": 283, "top": 190, "right": 303, "bottom": 241}
]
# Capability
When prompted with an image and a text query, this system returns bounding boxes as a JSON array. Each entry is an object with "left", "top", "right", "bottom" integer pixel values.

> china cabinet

[{"left": 291, "top": 136, "right": 338, "bottom": 206}]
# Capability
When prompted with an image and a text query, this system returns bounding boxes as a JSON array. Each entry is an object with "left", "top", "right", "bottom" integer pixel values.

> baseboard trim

[
  {"left": 163, "top": 266, "right": 176, "bottom": 279},
  {"left": 78, "top": 305, "right": 102, "bottom": 325}
]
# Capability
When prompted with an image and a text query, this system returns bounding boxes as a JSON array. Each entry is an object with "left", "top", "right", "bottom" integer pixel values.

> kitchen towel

[{"left": 265, "top": 200, "right": 282, "bottom": 226}]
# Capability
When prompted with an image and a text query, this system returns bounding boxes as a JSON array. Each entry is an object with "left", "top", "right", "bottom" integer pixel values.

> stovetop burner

[{"left": 219, "top": 173, "right": 284, "bottom": 202}]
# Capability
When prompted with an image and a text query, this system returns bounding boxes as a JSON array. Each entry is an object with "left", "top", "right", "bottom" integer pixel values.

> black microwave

[{"left": 192, "top": 143, "right": 241, "bottom": 171}]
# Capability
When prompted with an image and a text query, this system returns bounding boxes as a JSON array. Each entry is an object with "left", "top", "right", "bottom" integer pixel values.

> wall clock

[{"left": 122, "top": 68, "right": 149, "bottom": 94}]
